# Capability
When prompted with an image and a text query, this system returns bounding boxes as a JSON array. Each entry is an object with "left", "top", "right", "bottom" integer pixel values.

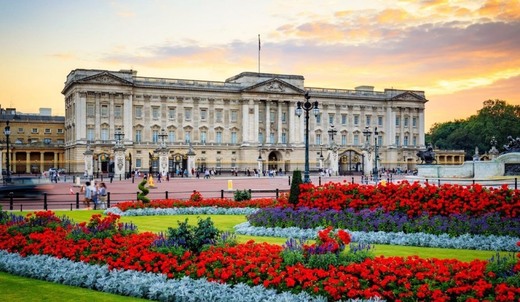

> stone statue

[
  {"left": 416, "top": 144, "right": 437, "bottom": 164},
  {"left": 503, "top": 136, "right": 520, "bottom": 153}
]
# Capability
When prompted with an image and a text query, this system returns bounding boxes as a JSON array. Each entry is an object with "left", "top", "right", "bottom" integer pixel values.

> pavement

[{"left": 0, "top": 174, "right": 366, "bottom": 211}]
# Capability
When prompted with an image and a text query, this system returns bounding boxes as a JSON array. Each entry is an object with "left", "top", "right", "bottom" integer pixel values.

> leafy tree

[{"left": 427, "top": 100, "right": 520, "bottom": 158}]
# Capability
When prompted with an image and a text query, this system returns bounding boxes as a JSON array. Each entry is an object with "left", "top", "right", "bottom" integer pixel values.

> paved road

[{"left": 0, "top": 174, "right": 364, "bottom": 211}]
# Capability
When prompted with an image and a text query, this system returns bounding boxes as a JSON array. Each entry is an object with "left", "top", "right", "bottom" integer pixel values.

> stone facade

[
  {"left": 0, "top": 107, "right": 65, "bottom": 176},
  {"left": 62, "top": 69, "right": 428, "bottom": 176}
]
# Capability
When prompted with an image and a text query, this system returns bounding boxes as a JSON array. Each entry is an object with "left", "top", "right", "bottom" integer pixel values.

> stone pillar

[
  {"left": 26, "top": 151, "right": 31, "bottom": 173},
  {"left": 241, "top": 100, "right": 250, "bottom": 145},
  {"left": 158, "top": 148, "right": 169, "bottom": 176},
  {"left": 277, "top": 101, "right": 283, "bottom": 143},
  {"left": 186, "top": 144, "right": 196, "bottom": 177},
  {"left": 39, "top": 152, "right": 44, "bottom": 172},
  {"left": 84, "top": 145, "right": 94, "bottom": 177},
  {"left": 363, "top": 150, "right": 372, "bottom": 177},
  {"left": 265, "top": 101, "right": 270, "bottom": 143},
  {"left": 254, "top": 101, "right": 260, "bottom": 143},
  {"left": 328, "top": 146, "right": 339, "bottom": 176},
  {"left": 113, "top": 146, "right": 126, "bottom": 178},
  {"left": 0, "top": 151, "right": 3, "bottom": 181}
]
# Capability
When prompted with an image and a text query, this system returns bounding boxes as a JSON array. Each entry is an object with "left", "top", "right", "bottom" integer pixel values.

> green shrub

[
  {"left": 137, "top": 179, "right": 150, "bottom": 203},
  {"left": 289, "top": 170, "right": 302, "bottom": 206},
  {"left": 234, "top": 189, "right": 251, "bottom": 201},
  {"left": 154, "top": 217, "right": 221, "bottom": 254}
]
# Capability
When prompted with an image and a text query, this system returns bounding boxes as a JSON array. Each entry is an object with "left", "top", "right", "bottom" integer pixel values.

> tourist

[
  {"left": 82, "top": 181, "right": 93, "bottom": 209},
  {"left": 98, "top": 182, "right": 108, "bottom": 210}
]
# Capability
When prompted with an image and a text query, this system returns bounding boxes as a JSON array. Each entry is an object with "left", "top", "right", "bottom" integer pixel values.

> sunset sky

[{"left": 0, "top": 0, "right": 518, "bottom": 131}]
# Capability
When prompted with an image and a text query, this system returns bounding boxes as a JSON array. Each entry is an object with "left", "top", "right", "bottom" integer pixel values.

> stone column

[
  {"left": 113, "top": 145, "right": 126, "bottom": 178},
  {"left": 84, "top": 145, "right": 94, "bottom": 177},
  {"left": 265, "top": 101, "right": 270, "bottom": 143},
  {"left": 158, "top": 147, "right": 169, "bottom": 176},
  {"left": 254, "top": 101, "right": 260, "bottom": 143},
  {"left": 39, "top": 152, "right": 44, "bottom": 172},
  {"left": 0, "top": 151, "right": 3, "bottom": 182},
  {"left": 241, "top": 100, "right": 250, "bottom": 145},
  {"left": 186, "top": 145, "right": 196, "bottom": 177},
  {"left": 26, "top": 151, "right": 31, "bottom": 173},
  {"left": 277, "top": 101, "right": 283, "bottom": 144}
]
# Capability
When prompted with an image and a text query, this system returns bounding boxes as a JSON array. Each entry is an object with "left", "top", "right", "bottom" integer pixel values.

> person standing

[
  {"left": 83, "top": 181, "right": 92, "bottom": 209},
  {"left": 98, "top": 182, "right": 108, "bottom": 210}
]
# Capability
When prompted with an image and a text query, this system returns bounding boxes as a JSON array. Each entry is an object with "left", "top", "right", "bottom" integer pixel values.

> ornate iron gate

[{"left": 338, "top": 149, "right": 364, "bottom": 176}]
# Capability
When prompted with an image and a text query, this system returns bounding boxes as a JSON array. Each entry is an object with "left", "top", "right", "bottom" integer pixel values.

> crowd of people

[{"left": 81, "top": 181, "right": 108, "bottom": 210}]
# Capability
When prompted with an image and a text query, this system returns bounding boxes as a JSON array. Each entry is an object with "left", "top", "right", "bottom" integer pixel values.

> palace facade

[
  {"left": 0, "top": 107, "right": 65, "bottom": 176},
  {"left": 62, "top": 69, "right": 428, "bottom": 176}
]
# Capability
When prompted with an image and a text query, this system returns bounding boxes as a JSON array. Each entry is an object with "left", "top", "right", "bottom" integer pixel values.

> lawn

[{"left": 10, "top": 210, "right": 504, "bottom": 262}]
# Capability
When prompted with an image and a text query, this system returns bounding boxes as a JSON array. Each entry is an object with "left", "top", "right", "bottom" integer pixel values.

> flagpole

[{"left": 258, "top": 34, "right": 261, "bottom": 73}]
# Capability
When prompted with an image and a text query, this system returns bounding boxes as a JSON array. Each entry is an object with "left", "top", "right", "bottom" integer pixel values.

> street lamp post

[
  {"left": 4, "top": 121, "right": 11, "bottom": 184},
  {"left": 295, "top": 91, "right": 319, "bottom": 183}
]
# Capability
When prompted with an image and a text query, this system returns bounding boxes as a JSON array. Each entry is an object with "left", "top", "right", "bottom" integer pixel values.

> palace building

[
  {"left": 62, "top": 69, "right": 427, "bottom": 177},
  {"left": 0, "top": 107, "right": 65, "bottom": 176}
]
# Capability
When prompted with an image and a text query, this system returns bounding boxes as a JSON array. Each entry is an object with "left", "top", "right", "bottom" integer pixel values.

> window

[
  {"left": 152, "top": 107, "right": 160, "bottom": 119},
  {"left": 114, "top": 105, "right": 122, "bottom": 118},
  {"left": 366, "top": 115, "right": 371, "bottom": 126},
  {"left": 135, "top": 130, "right": 142, "bottom": 143},
  {"left": 353, "top": 134, "right": 359, "bottom": 146},
  {"left": 152, "top": 130, "right": 159, "bottom": 143},
  {"left": 269, "top": 111, "right": 275, "bottom": 123},
  {"left": 87, "top": 128, "right": 95, "bottom": 141},
  {"left": 43, "top": 138, "right": 51, "bottom": 145},
  {"left": 200, "top": 131, "right": 206, "bottom": 144},
  {"left": 316, "top": 113, "right": 321, "bottom": 124},
  {"left": 341, "top": 134, "right": 347, "bottom": 145},
  {"left": 412, "top": 117, "right": 417, "bottom": 127},
  {"left": 282, "top": 112, "right": 286, "bottom": 123},
  {"left": 404, "top": 135, "right": 409, "bottom": 146},
  {"left": 56, "top": 139, "right": 64, "bottom": 144},
  {"left": 216, "top": 131, "right": 222, "bottom": 144},
  {"left": 101, "top": 105, "right": 108, "bottom": 117},
  {"left": 395, "top": 117, "right": 400, "bottom": 126},
  {"left": 378, "top": 135, "right": 383, "bottom": 146},
  {"left": 200, "top": 109, "right": 207, "bottom": 121},
  {"left": 216, "top": 110, "right": 223, "bottom": 122},
  {"left": 341, "top": 114, "right": 347, "bottom": 125},
  {"left": 168, "top": 130, "right": 175, "bottom": 143},
  {"left": 316, "top": 133, "right": 322, "bottom": 145},
  {"left": 258, "top": 132, "right": 263, "bottom": 143},
  {"left": 404, "top": 117, "right": 409, "bottom": 127},
  {"left": 269, "top": 132, "right": 275, "bottom": 144},
  {"left": 281, "top": 132, "right": 287, "bottom": 144},
  {"left": 329, "top": 114, "right": 334, "bottom": 125},
  {"left": 378, "top": 116, "right": 383, "bottom": 126},
  {"left": 135, "top": 158, "right": 142, "bottom": 168},
  {"left": 168, "top": 107, "right": 176, "bottom": 120},
  {"left": 44, "top": 128, "right": 51, "bottom": 134},
  {"left": 18, "top": 127, "right": 24, "bottom": 133},
  {"left": 185, "top": 131, "right": 191, "bottom": 143},
  {"left": 32, "top": 128, "right": 38, "bottom": 134},
  {"left": 57, "top": 129, "right": 64, "bottom": 134},
  {"left": 185, "top": 108, "right": 192, "bottom": 121},
  {"left": 395, "top": 135, "right": 400, "bottom": 146},
  {"left": 101, "top": 128, "right": 109, "bottom": 141},
  {"left": 231, "top": 110, "right": 238, "bottom": 122},
  {"left": 413, "top": 135, "right": 417, "bottom": 146},
  {"left": 87, "top": 104, "right": 95, "bottom": 117},
  {"left": 354, "top": 115, "right": 359, "bottom": 125},
  {"left": 135, "top": 106, "right": 142, "bottom": 118},
  {"left": 231, "top": 131, "right": 237, "bottom": 144},
  {"left": 259, "top": 111, "right": 264, "bottom": 123}
]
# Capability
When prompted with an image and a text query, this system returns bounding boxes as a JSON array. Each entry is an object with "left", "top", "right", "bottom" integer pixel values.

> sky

[{"left": 0, "top": 0, "right": 519, "bottom": 131}]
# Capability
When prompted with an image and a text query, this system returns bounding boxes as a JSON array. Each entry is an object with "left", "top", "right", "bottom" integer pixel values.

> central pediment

[
  {"left": 391, "top": 91, "right": 428, "bottom": 103},
  {"left": 79, "top": 71, "right": 133, "bottom": 86},
  {"left": 242, "top": 78, "right": 305, "bottom": 94}
]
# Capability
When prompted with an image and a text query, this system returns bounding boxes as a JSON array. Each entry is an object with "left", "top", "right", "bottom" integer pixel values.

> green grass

[
  {"left": 1, "top": 210, "right": 510, "bottom": 301},
  {"left": 9, "top": 210, "right": 503, "bottom": 261},
  {"left": 0, "top": 271, "right": 146, "bottom": 302}
]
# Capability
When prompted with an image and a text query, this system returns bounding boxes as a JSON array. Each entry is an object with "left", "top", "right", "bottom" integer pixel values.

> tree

[
  {"left": 427, "top": 100, "right": 520, "bottom": 158},
  {"left": 289, "top": 170, "right": 303, "bottom": 207}
]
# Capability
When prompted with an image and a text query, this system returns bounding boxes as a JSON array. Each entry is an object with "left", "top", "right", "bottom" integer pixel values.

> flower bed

[
  {"left": 278, "top": 181, "right": 520, "bottom": 217},
  {"left": 247, "top": 207, "right": 520, "bottom": 237},
  {"left": 116, "top": 197, "right": 277, "bottom": 212},
  {"left": 1, "top": 211, "right": 519, "bottom": 301}
]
